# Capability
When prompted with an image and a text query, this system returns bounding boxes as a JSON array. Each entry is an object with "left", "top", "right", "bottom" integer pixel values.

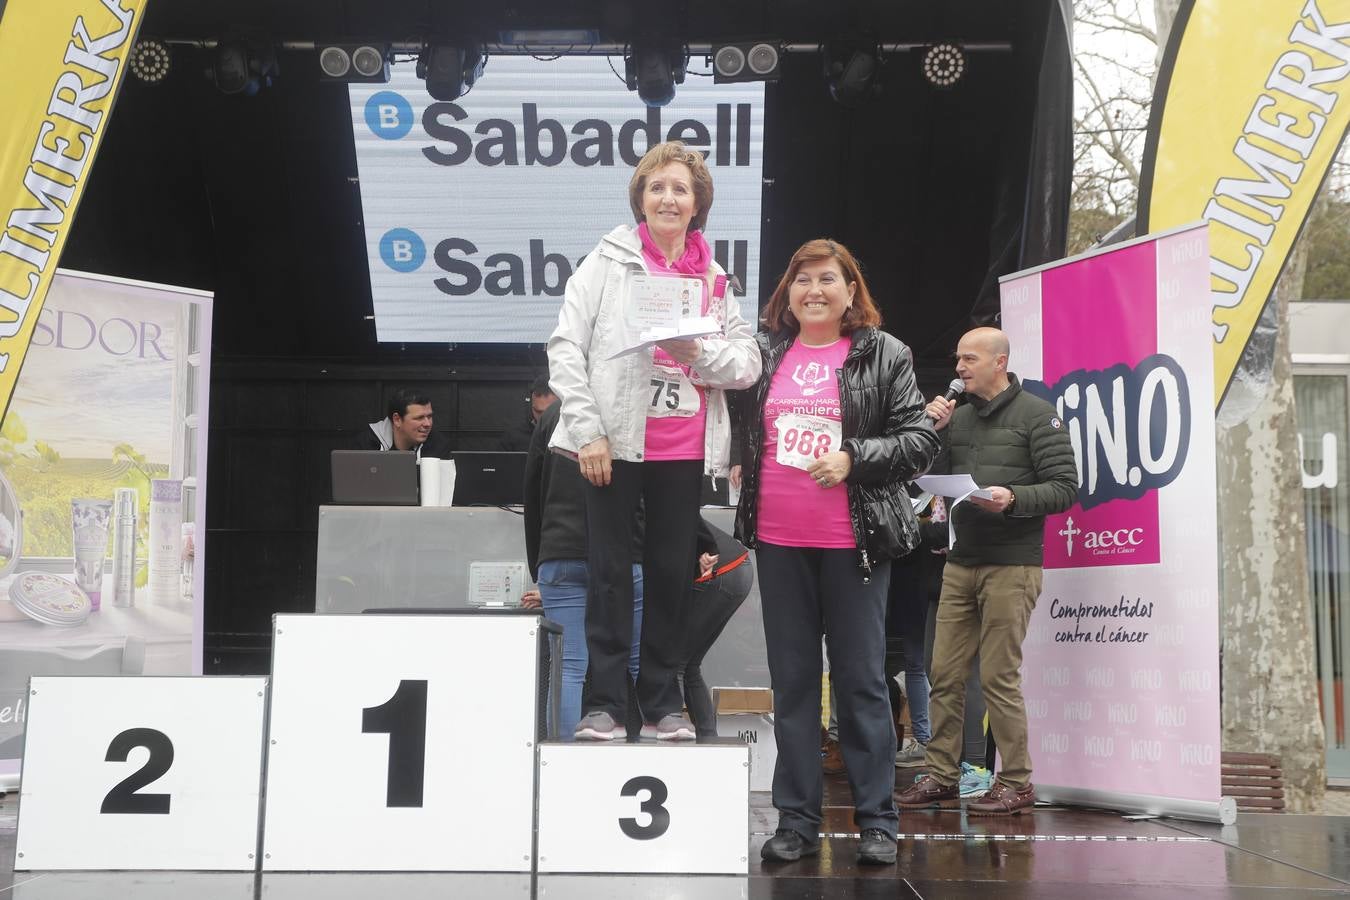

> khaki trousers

[{"left": 924, "top": 561, "right": 1042, "bottom": 789}]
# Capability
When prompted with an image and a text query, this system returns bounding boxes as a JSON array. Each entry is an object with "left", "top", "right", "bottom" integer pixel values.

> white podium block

[
  {"left": 260, "top": 872, "right": 533, "bottom": 899},
  {"left": 537, "top": 742, "right": 749, "bottom": 874},
  {"left": 535, "top": 875, "right": 748, "bottom": 899},
  {"left": 15, "top": 676, "right": 267, "bottom": 871},
  {"left": 261, "top": 613, "right": 542, "bottom": 871}
]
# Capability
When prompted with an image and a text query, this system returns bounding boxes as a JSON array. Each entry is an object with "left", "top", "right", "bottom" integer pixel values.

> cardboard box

[
  {"left": 712, "top": 686, "right": 773, "bottom": 714},
  {"left": 713, "top": 686, "right": 775, "bottom": 792}
]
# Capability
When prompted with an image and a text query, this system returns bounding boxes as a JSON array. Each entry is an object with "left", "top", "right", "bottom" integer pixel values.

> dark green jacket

[{"left": 935, "top": 375, "right": 1078, "bottom": 567}]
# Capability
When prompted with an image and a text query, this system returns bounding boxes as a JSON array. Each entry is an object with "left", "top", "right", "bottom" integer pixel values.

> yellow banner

[
  {"left": 1140, "top": 0, "right": 1350, "bottom": 409},
  {"left": 0, "top": 0, "right": 146, "bottom": 422}
]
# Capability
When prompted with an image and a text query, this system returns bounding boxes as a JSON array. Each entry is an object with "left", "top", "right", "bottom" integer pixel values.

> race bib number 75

[
  {"left": 647, "top": 367, "right": 701, "bottom": 418},
  {"left": 774, "top": 413, "right": 842, "bottom": 471}
]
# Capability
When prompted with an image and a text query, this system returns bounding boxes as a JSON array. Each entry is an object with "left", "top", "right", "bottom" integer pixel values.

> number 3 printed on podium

[{"left": 619, "top": 775, "right": 670, "bottom": 840}]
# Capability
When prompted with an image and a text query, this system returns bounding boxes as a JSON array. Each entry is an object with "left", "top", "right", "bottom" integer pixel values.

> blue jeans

[{"left": 538, "top": 559, "right": 642, "bottom": 740}]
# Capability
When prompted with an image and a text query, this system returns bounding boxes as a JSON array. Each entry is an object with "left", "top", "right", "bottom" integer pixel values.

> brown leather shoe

[
  {"left": 822, "top": 737, "right": 846, "bottom": 775},
  {"left": 966, "top": 780, "right": 1036, "bottom": 816},
  {"left": 895, "top": 774, "right": 960, "bottom": 809}
]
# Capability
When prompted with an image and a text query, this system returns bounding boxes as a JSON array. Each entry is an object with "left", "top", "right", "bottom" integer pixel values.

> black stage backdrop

[{"left": 50, "top": 0, "right": 1071, "bottom": 671}]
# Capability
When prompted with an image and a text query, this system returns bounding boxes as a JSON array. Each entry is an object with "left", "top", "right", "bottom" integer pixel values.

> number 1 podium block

[
  {"left": 536, "top": 741, "right": 749, "bottom": 874},
  {"left": 261, "top": 613, "right": 545, "bottom": 872},
  {"left": 16, "top": 676, "right": 268, "bottom": 871}
]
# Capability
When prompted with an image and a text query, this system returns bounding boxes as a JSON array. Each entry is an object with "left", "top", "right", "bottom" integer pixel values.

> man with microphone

[{"left": 895, "top": 327, "right": 1076, "bottom": 815}]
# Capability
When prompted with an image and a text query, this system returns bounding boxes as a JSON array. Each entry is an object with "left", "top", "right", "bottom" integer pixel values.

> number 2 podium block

[
  {"left": 15, "top": 676, "right": 268, "bottom": 871},
  {"left": 537, "top": 741, "right": 749, "bottom": 874},
  {"left": 261, "top": 613, "right": 544, "bottom": 872}
]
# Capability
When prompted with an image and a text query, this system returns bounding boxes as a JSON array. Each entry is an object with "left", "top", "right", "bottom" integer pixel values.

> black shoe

[
  {"left": 857, "top": 828, "right": 897, "bottom": 865},
  {"left": 760, "top": 828, "right": 821, "bottom": 862}
]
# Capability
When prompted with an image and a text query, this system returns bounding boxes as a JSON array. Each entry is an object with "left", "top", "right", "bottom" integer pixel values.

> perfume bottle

[
  {"left": 148, "top": 479, "right": 182, "bottom": 606},
  {"left": 181, "top": 521, "right": 195, "bottom": 601},
  {"left": 111, "top": 488, "right": 137, "bottom": 608}
]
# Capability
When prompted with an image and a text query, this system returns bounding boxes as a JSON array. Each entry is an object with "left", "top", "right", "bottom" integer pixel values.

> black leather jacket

[{"left": 733, "top": 327, "right": 941, "bottom": 573}]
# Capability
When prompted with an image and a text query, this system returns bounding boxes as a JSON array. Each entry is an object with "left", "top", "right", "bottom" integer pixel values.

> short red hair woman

[{"left": 735, "top": 239, "right": 939, "bottom": 866}]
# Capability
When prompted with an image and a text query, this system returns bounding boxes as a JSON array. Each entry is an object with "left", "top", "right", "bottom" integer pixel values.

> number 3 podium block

[
  {"left": 261, "top": 613, "right": 544, "bottom": 872},
  {"left": 15, "top": 676, "right": 268, "bottom": 871},
  {"left": 537, "top": 742, "right": 749, "bottom": 874}
]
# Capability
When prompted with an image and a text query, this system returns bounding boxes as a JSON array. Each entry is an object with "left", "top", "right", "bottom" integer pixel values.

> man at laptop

[{"left": 363, "top": 388, "right": 451, "bottom": 459}]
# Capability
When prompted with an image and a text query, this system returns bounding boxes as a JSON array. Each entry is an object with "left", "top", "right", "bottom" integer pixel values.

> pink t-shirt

[
  {"left": 756, "top": 337, "right": 855, "bottom": 548},
  {"left": 642, "top": 259, "right": 707, "bottom": 461}
]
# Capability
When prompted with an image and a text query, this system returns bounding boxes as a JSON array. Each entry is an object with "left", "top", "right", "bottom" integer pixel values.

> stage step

[{"left": 536, "top": 740, "right": 749, "bottom": 874}]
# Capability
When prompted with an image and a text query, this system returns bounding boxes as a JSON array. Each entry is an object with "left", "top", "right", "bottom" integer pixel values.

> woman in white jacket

[{"left": 547, "top": 141, "right": 760, "bottom": 741}]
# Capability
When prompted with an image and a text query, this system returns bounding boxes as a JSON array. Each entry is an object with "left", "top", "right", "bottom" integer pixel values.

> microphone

[{"left": 943, "top": 378, "right": 966, "bottom": 402}]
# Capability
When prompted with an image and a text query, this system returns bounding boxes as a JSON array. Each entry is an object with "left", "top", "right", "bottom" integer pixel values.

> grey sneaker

[
  {"left": 652, "top": 713, "right": 696, "bottom": 741},
  {"left": 894, "top": 737, "right": 927, "bottom": 768},
  {"left": 574, "top": 711, "right": 624, "bottom": 741}
]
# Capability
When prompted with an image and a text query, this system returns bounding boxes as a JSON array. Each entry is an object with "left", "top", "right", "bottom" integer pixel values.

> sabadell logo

[
  {"left": 380, "top": 229, "right": 426, "bottom": 272},
  {"left": 366, "top": 92, "right": 415, "bottom": 140}
]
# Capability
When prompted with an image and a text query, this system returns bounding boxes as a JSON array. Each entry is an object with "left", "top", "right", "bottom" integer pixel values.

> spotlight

[
  {"left": 822, "top": 40, "right": 881, "bottom": 107},
  {"left": 208, "top": 39, "right": 278, "bottom": 95},
  {"left": 351, "top": 45, "right": 388, "bottom": 78},
  {"left": 319, "top": 43, "right": 391, "bottom": 83},
  {"left": 416, "top": 41, "right": 485, "bottom": 101},
  {"left": 129, "top": 39, "right": 171, "bottom": 84},
  {"left": 712, "top": 40, "right": 780, "bottom": 83},
  {"left": 713, "top": 45, "right": 745, "bottom": 79},
  {"left": 922, "top": 42, "right": 966, "bottom": 88},
  {"left": 319, "top": 46, "right": 350, "bottom": 78},
  {"left": 625, "top": 39, "right": 687, "bottom": 107}
]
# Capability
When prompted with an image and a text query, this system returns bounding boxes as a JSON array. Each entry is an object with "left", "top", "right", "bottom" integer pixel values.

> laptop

[
  {"left": 331, "top": 450, "right": 419, "bottom": 505},
  {"left": 451, "top": 451, "right": 527, "bottom": 506}
]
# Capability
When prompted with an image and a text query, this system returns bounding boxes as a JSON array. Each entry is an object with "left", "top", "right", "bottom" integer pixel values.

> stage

[{"left": 1, "top": 777, "right": 1346, "bottom": 898}]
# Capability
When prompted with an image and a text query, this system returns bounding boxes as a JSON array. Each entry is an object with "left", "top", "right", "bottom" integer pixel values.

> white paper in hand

[
  {"left": 914, "top": 474, "right": 994, "bottom": 504},
  {"left": 608, "top": 274, "right": 720, "bottom": 359},
  {"left": 914, "top": 474, "right": 995, "bottom": 552}
]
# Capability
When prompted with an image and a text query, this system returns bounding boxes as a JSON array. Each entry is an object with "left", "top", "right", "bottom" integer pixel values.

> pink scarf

[{"left": 638, "top": 222, "right": 711, "bottom": 276}]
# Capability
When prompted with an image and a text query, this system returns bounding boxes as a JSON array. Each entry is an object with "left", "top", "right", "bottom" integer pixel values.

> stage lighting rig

[
  {"left": 712, "top": 40, "right": 780, "bottom": 83},
  {"left": 822, "top": 39, "right": 881, "bottom": 107},
  {"left": 625, "top": 39, "right": 688, "bottom": 107},
  {"left": 417, "top": 40, "right": 486, "bottom": 101},
  {"left": 129, "top": 39, "right": 171, "bottom": 84},
  {"left": 208, "top": 39, "right": 278, "bottom": 95},
  {"left": 922, "top": 42, "right": 967, "bottom": 88},
  {"left": 319, "top": 43, "right": 391, "bottom": 83}
]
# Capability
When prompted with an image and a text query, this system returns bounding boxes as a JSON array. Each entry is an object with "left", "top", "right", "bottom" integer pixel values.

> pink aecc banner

[{"left": 1001, "top": 223, "right": 1220, "bottom": 808}]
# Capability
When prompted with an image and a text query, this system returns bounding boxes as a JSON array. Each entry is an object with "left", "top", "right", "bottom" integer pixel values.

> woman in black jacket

[{"left": 734, "top": 239, "right": 939, "bottom": 866}]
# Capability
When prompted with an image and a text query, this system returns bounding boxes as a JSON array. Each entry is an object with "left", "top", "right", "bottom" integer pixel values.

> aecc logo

[{"left": 1056, "top": 516, "right": 1147, "bottom": 558}]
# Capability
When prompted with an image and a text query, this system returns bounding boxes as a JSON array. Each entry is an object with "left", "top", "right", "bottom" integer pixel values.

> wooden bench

[{"left": 1221, "top": 751, "right": 1285, "bottom": 812}]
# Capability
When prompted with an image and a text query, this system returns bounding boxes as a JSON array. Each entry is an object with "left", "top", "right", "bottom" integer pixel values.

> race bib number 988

[{"left": 774, "top": 413, "right": 842, "bottom": 471}]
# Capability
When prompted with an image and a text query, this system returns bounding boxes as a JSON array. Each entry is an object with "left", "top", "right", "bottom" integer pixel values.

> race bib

[
  {"left": 647, "top": 366, "right": 701, "bottom": 418},
  {"left": 774, "top": 413, "right": 842, "bottom": 471}
]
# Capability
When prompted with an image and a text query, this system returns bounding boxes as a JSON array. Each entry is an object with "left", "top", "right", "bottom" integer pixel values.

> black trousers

[
  {"left": 584, "top": 458, "right": 703, "bottom": 722},
  {"left": 756, "top": 542, "right": 899, "bottom": 839},
  {"left": 680, "top": 560, "right": 754, "bottom": 738}
]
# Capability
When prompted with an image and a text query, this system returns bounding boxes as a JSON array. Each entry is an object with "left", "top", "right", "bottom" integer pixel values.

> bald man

[{"left": 895, "top": 327, "right": 1077, "bottom": 816}]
